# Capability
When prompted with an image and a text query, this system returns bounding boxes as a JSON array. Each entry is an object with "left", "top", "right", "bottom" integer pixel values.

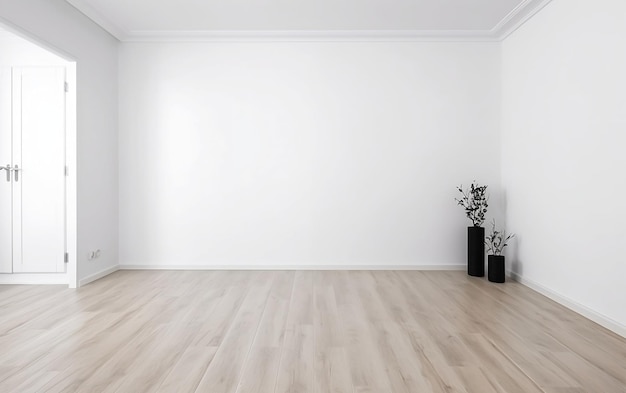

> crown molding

[
  {"left": 66, "top": 0, "right": 126, "bottom": 40},
  {"left": 123, "top": 29, "right": 498, "bottom": 43},
  {"left": 491, "top": 0, "right": 554, "bottom": 40},
  {"left": 65, "top": 0, "right": 553, "bottom": 43}
]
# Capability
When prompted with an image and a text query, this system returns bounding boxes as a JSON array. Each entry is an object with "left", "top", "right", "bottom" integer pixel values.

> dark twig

[
  {"left": 485, "top": 219, "right": 515, "bottom": 256},
  {"left": 455, "top": 181, "right": 489, "bottom": 227}
]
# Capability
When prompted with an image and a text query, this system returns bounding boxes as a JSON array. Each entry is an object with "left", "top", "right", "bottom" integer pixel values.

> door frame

[{"left": 0, "top": 19, "right": 78, "bottom": 288}]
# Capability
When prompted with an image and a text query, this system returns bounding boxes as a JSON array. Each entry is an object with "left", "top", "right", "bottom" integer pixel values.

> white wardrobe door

[
  {"left": 12, "top": 67, "right": 66, "bottom": 273},
  {"left": 0, "top": 67, "right": 12, "bottom": 274}
]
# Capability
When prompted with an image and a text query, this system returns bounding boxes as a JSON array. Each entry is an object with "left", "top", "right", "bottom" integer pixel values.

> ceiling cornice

[
  {"left": 490, "top": 0, "right": 554, "bottom": 40},
  {"left": 66, "top": 0, "right": 126, "bottom": 40},
  {"left": 66, "top": 0, "right": 553, "bottom": 43},
  {"left": 123, "top": 30, "right": 499, "bottom": 43}
]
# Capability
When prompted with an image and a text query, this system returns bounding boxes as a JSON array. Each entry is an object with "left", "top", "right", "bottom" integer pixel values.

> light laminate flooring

[{"left": 1, "top": 270, "right": 625, "bottom": 392}]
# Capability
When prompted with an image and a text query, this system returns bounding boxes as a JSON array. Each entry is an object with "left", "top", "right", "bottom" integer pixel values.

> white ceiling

[{"left": 66, "top": 0, "right": 552, "bottom": 41}]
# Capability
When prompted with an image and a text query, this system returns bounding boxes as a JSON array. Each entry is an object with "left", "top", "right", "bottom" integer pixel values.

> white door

[
  {"left": 0, "top": 67, "right": 12, "bottom": 273},
  {"left": 11, "top": 67, "right": 66, "bottom": 273}
]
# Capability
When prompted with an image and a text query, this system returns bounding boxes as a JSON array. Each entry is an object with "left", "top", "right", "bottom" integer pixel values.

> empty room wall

[
  {"left": 0, "top": 31, "right": 68, "bottom": 66},
  {"left": 502, "top": 0, "right": 626, "bottom": 333},
  {"left": 119, "top": 41, "right": 502, "bottom": 268},
  {"left": 0, "top": 0, "right": 119, "bottom": 286}
]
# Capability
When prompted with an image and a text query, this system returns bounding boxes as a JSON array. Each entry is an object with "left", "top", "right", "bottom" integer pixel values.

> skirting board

[
  {"left": 120, "top": 264, "right": 465, "bottom": 271},
  {"left": 79, "top": 265, "right": 120, "bottom": 287},
  {"left": 0, "top": 273, "right": 68, "bottom": 285},
  {"left": 510, "top": 272, "right": 626, "bottom": 339}
]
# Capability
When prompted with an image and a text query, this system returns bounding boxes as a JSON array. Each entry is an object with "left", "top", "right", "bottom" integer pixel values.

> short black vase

[
  {"left": 467, "top": 226, "right": 485, "bottom": 277},
  {"left": 488, "top": 255, "right": 506, "bottom": 283}
]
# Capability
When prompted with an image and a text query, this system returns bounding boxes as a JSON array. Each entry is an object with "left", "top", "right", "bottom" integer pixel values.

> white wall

[
  {"left": 502, "top": 0, "right": 626, "bottom": 331},
  {"left": 0, "top": 31, "right": 68, "bottom": 66},
  {"left": 119, "top": 42, "right": 502, "bottom": 268},
  {"left": 0, "top": 0, "right": 119, "bottom": 285}
]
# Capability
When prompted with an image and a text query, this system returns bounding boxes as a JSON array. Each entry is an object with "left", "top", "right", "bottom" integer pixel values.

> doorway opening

[{"left": 0, "top": 24, "right": 77, "bottom": 288}]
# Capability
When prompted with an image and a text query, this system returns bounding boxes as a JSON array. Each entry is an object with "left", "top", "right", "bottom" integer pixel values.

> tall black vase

[{"left": 467, "top": 226, "right": 485, "bottom": 277}]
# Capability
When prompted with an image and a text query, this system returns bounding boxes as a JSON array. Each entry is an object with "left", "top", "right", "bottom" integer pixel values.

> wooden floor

[{"left": 1, "top": 271, "right": 625, "bottom": 392}]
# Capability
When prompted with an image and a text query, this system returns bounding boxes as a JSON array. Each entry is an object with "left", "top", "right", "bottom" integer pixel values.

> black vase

[
  {"left": 488, "top": 255, "right": 506, "bottom": 283},
  {"left": 467, "top": 226, "right": 485, "bottom": 277}
]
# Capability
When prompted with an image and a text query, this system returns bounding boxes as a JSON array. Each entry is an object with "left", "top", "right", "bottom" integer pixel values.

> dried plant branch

[
  {"left": 455, "top": 181, "right": 489, "bottom": 227},
  {"left": 485, "top": 219, "right": 515, "bottom": 256}
]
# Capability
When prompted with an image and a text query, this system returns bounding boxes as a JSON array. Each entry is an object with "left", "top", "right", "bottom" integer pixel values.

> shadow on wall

[
  {"left": 492, "top": 188, "right": 521, "bottom": 277},
  {"left": 508, "top": 237, "right": 522, "bottom": 277}
]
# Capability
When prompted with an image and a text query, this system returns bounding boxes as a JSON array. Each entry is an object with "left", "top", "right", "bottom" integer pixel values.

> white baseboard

[
  {"left": 0, "top": 273, "right": 68, "bottom": 285},
  {"left": 119, "top": 264, "right": 465, "bottom": 271},
  {"left": 510, "top": 272, "right": 626, "bottom": 339},
  {"left": 79, "top": 265, "right": 120, "bottom": 287}
]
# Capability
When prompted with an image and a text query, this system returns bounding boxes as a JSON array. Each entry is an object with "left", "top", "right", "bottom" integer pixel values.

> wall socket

[{"left": 88, "top": 249, "right": 101, "bottom": 261}]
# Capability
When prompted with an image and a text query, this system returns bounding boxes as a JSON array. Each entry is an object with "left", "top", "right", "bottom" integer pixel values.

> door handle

[
  {"left": 0, "top": 164, "right": 10, "bottom": 182},
  {"left": 13, "top": 165, "right": 19, "bottom": 182}
]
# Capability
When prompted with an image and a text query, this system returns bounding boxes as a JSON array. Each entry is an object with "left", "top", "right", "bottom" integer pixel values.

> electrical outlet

[{"left": 87, "top": 249, "right": 102, "bottom": 260}]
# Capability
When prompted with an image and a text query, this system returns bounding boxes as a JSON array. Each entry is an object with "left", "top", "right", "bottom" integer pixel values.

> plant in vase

[
  {"left": 456, "top": 182, "right": 489, "bottom": 277},
  {"left": 485, "top": 219, "right": 515, "bottom": 283}
]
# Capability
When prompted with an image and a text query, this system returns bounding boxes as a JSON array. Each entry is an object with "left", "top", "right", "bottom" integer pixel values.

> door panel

[
  {"left": 0, "top": 67, "right": 12, "bottom": 273},
  {"left": 12, "top": 67, "right": 66, "bottom": 273}
]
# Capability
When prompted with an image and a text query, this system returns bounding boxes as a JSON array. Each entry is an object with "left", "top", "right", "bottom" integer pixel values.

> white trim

[
  {"left": 63, "top": 1, "right": 554, "bottom": 43},
  {"left": 510, "top": 272, "right": 626, "bottom": 339},
  {"left": 123, "top": 30, "right": 497, "bottom": 43},
  {"left": 65, "top": 63, "right": 78, "bottom": 289},
  {"left": 492, "top": 0, "right": 554, "bottom": 40},
  {"left": 119, "top": 264, "right": 465, "bottom": 271},
  {"left": 65, "top": 0, "right": 126, "bottom": 40},
  {"left": 0, "top": 273, "right": 68, "bottom": 285},
  {"left": 79, "top": 265, "right": 119, "bottom": 287}
]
